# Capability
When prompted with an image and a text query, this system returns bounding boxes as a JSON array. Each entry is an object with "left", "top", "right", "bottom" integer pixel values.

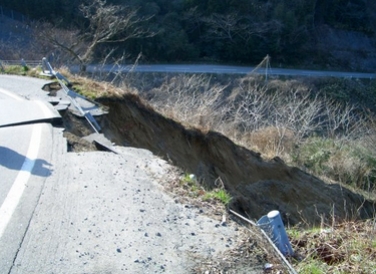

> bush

[
  {"left": 295, "top": 137, "right": 376, "bottom": 192},
  {"left": 127, "top": 73, "right": 376, "bottom": 194}
]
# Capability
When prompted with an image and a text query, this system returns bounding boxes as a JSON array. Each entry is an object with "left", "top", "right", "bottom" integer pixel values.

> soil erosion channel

[{"left": 69, "top": 93, "right": 375, "bottom": 226}]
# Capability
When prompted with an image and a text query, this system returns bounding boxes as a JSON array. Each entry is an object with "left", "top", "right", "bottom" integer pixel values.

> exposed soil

[
  {"left": 45, "top": 75, "right": 376, "bottom": 273},
  {"left": 59, "top": 99, "right": 289, "bottom": 273},
  {"left": 93, "top": 94, "right": 376, "bottom": 227}
]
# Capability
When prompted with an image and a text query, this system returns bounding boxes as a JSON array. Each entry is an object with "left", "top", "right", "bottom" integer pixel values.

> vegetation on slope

[
  {"left": 2, "top": 0, "right": 376, "bottom": 70},
  {"left": 2, "top": 57, "right": 376, "bottom": 273},
  {"left": 2, "top": 0, "right": 376, "bottom": 272}
]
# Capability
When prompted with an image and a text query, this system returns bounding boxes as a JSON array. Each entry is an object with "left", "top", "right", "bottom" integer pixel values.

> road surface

[
  {"left": 0, "top": 75, "right": 259, "bottom": 273},
  {"left": 79, "top": 64, "right": 376, "bottom": 79},
  {"left": 0, "top": 76, "right": 62, "bottom": 273}
]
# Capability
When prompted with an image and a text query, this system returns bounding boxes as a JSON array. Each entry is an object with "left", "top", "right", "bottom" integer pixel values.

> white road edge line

[
  {"left": 0, "top": 88, "right": 55, "bottom": 118},
  {"left": 35, "top": 100, "right": 54, "bottom": 118},
  {"left": 0, "top": 123, "right": 43, "bottom": 238},
  {"left": 0, "top": 88, "right": 24, "bottom": 101}
]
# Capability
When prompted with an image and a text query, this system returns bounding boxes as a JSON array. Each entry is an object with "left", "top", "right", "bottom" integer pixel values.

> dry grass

[
  {"left": 131, "top": 73, "right": 375, "bottom": 171},
  {"left": 6, "top": 63, "right": 376, "bottom": 195},
  {"left": 56, "top": 67, "right": 126, "bottom": 99},
  {"left": 118, "top": 72, "right": 376, "bottom": 273},
  {"left": 5, "top": 64, "right": 376, "bottom": 273},
  {"left": 153, "top": 166, "right": 289, "bottom": 273},
  {"left": 239, "top": 126, "right": 296, "bottom": 160},
  {"left": 289, "top": 219, "right": 376, "bottom": 273}
]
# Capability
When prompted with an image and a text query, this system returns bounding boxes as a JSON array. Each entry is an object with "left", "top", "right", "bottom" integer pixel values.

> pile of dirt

[{"left": 97, "top": 94, "right": 376, "bottom": 226}]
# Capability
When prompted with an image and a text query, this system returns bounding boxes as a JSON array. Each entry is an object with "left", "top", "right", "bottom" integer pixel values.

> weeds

[
  {"left": 128, "top": 73, "right": 376, "bottom": 197},
  {"left": 179, "top": 174, "right": 205, "bottom": 198},
  {"left": 289, "top": 219, "right": 376, "bottom": 273},
  {"left": 1, "top": 64, "right": 30, "bottom": 75},
  {"left": 294, "top": 137, "right": 376, "bottom": 191},
  {"left": 179, "top": 174, "right": 232, "bottom": 206},
  {"left": 6, "top": 63, "right": 376, "bottom": 273},
  {"left": 7, "top": 63, "right": 376, "bottom": 197},
  {"left": 203, "top": 189, "right": 232, "bottom": 206}
]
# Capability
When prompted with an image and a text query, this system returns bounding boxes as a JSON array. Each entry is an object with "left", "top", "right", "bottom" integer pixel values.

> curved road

[
  {"left": 0, "top": 77, "right": 60, "bottom": 273},
  {"left": 0, "top": 75, "right": 257, "bottom": 274}
]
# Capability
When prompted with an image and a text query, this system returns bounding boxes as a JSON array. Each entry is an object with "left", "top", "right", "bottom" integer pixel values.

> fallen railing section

[
  {"left": 41, "top": 57, "right": 102, "bottom": 133},
  {"left": 229, "top": 209, "right": 298, "bottom": 274}
]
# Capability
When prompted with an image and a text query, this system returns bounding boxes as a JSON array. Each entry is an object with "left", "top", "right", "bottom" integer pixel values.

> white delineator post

[{"left": 257, "top": 210, "right": 293, "bottom": 256}]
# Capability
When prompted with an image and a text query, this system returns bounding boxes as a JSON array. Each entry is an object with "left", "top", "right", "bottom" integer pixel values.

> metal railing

[
  {"left": 41, "top": 58, "right": 102, "bottom": 133},
  {"left": 0, "top": 6, "right": 29, "bottom": 23},
  {"left": 0, "top": 59, "right": 41, "bottom": 74},
  {"left": 0, "top": 59, "right": 41, "bottom": 67}
]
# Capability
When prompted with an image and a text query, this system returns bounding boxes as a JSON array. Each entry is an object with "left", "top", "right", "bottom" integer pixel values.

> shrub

[{"left": 295, "top": 137, "right": 376, "bottom": 192}]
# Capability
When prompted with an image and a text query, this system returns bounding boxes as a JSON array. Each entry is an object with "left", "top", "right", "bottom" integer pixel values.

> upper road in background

[{"left": 79, "top": 64, "right": 376, "bottom": 79}]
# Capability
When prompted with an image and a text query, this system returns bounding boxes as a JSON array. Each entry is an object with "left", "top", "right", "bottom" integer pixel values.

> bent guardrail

[{"left": 42, "top": 57, "right": 102, "bottom": 133}]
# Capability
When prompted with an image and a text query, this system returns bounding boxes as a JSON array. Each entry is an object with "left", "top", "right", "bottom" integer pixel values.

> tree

[{"left": 42, "top": 0, "right": 155, "bottom": 71}]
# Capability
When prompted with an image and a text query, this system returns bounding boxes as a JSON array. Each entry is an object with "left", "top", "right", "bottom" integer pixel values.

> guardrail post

[
  {"left": 257, "top": 210, "right": 293, "bottom": 256},
  {"left": 41, "top": 57, "right": 102, "bottom": 133},
  {"left": 42, "top": 57, "right": 54, "bottom": 76},
  {"left": 21, "top": 58, "right": 27, "bottom": 68}
]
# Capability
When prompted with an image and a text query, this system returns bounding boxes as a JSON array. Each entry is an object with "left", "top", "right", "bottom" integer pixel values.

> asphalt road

[
  {"left": 0, "top": 76, "right": 60, "bottom": 272},
  {"left": 81, "top": 64, "right": 376, "bottom": 79},
  {"left": 0, "top": 75, "right": 257, "bottom": 273}
]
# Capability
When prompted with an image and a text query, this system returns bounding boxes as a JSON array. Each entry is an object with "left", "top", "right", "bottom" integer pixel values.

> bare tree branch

[
  {"left": 40, "top": 0, "right": 155, "bottom": 71},
  {"left": 202, "top": 13, "right": 283, "bottom": 44}
]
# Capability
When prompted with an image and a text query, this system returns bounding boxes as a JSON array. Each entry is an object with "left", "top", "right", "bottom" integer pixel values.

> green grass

[
  {"left": 179, "top": 174, "right": 232, "bottom": 205},
  {"left": 6, "top": 66, "right": 376, "bottom": 273},
  {"left": 0, "top": 64, "right": 98, "bottom": 99},
  {"left": 72, "top": 84, "right": 97, "bottom": 100},
  {"left": 179, "top": 174, "right": 204, "bottom": 198},
  {"left": 298, "top": 261, "right": 328, "bottom": 274},
  {"left": 288, "top": 220, "right": 376, "bottom": 274},
  {"left": 203, "top": 189, "right": 232, "bottom": 206},
  {"left": 1, "top": 64, "right": 29, "bottom": 75},
  {"left": 293, "top": 137, "right": 376, "bottom": 192}
]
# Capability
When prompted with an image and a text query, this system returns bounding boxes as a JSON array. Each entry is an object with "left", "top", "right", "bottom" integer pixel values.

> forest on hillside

[{"left": 2, "top": 0, "right": 376, "bottom": 70}]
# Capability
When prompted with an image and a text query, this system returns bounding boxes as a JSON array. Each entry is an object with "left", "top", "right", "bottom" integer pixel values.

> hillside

[
  {"left": 1, "top": 0, "right": 376, "bottom": 71},
  {"left": 2, "top": 62, "right": 376, "bottom": 272}
]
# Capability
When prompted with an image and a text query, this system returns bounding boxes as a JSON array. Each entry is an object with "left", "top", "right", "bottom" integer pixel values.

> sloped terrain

[{"left": 97, "top": 94, "right": 376, "bottom": 226}]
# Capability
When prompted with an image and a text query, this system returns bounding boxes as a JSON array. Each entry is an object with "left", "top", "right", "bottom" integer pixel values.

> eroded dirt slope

[{"left": 97, "top": 94, "right": 376, "bottom": 226}]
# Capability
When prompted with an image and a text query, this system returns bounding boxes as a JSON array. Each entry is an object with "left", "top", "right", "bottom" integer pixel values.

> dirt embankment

[{"left": 95, "top": 94, "right": 375, "bottom": 226}]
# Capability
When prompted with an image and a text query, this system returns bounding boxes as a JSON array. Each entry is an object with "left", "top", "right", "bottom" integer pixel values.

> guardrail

[
  {"left": 0, "top": 59, "right": 41, "bottom": 67},
  {"left": 0, "top": 57, "right": 103, "bottom": 133},
  {"left": 230, "top": 209, "right": 297, "bottom": 274},
  {"left": 0, "top": 5, "right": 29, "bottom": 23},
  {"left": 41, "top": 57, "right": 102, "bottom": 133},
  {"left": 0, "top": 59, "right": 40, "bottom": 74}
]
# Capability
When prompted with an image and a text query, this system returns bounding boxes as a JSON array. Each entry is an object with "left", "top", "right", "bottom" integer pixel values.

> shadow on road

[{"left": 0, "top": 146, "right": 53, "bottom": 177}]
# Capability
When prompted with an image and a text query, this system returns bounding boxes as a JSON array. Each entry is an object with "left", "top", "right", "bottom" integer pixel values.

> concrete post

[
  {"left": 42, "top": 57, "right": 54, "bottom": 75},
  {"left": 21, "top": 58, "right": 27, "bottom": 68},
  {"left": 257, "top": 210, "right": 293, "bottom": 256}
]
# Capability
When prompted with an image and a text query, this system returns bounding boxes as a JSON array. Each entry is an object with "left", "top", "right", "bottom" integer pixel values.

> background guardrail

[
  {"left": 0, "top": 5, "right": 29, "bottom": 23},
  {"left": 0, "top": 59, "right": 41, "bottom": 67}
]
